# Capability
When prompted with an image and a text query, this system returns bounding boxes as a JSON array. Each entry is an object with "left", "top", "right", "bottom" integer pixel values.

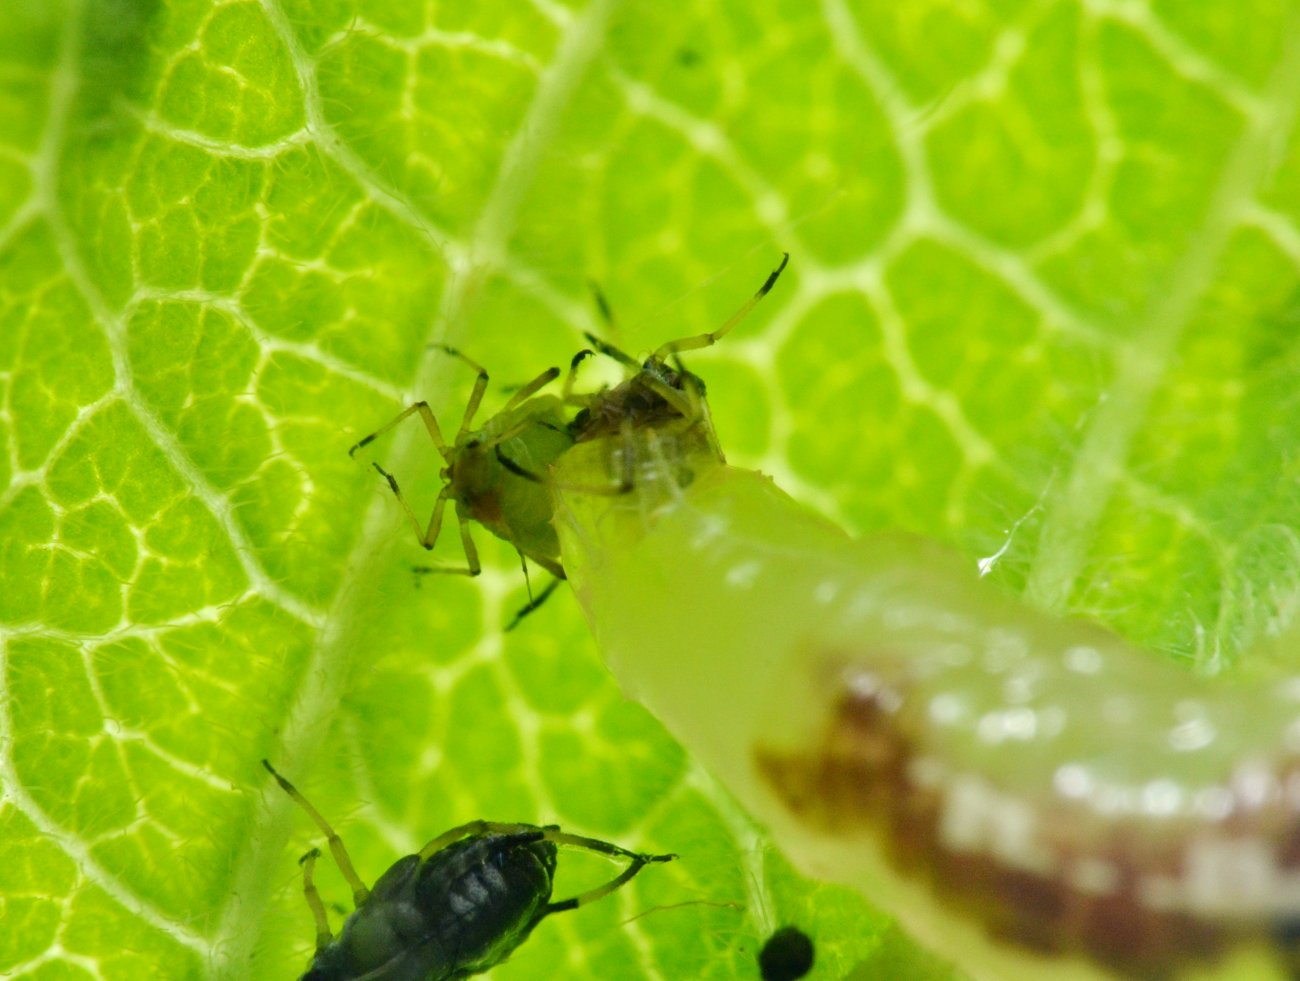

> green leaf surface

[{"left": 1, "top": 1, "right": 1298, "bottom": 979}]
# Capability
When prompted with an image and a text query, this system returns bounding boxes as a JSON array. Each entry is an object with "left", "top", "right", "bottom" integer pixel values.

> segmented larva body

[{"left": 552, "top": 434, "right": 1300, "bottom": 981}]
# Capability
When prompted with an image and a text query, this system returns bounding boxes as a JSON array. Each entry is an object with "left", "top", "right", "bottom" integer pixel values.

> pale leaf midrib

[{"left": 209, "top": 0, "right": 622, "bottom": 976}]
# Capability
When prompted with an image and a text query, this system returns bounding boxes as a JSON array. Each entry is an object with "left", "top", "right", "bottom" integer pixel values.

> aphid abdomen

[
  {"left": 414, "top": 833, "right": 558, "bottom": 976},
  {"left": 553, "top": 442, "right": 1300, "bottom": 980},
  {"left": 496, "top": 424, "right": 571, "bottom": 560},
  {"left": 307, "top": 855, "right": 455, "bottom": 981},
  {"left": 268, "top": 753, "right": 672, "bottom": 980},
  {"left": 460, "top": 398, "right": 572, "bottom": 567}
]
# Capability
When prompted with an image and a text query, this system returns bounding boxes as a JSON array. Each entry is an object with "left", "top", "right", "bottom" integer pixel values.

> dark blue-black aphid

[
  {"left": 759, "top": 925, "right": 815, "bottom": 981},
  {"left": 263, "top": 760, "right": 675, "bottom": 980}
]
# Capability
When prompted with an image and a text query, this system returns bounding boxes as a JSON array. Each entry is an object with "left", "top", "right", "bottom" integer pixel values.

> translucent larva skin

[{"left": 553, "top": 437, "right": 1300, "bottom": 981}]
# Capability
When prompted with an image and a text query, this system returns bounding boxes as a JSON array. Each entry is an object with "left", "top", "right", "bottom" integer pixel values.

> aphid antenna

[
  {"left": 540, "top": 838, "right": 676, "bottom": 917},
  {"left": 587, "top": 279, "right": 618, "bottom": 334},
  {"left": 498, "top": 364, "right": 562, "bottom": 397},
  {"left": 505, "top": 576, "right": 565, "bottom": 631},
  {"left": 499, "top": 365, "right": 561, "bottom": 412},
  {"left": 619, "top": 898, "right": 746, "bottom": 927},
  {"left": 512, "top": 548, "right": 543, "bottom": 610},
  {"left": 262, "top": 760, "right": 370, "bottom": 906},
  {"left": 652, "top": 252, "right": 789, "bottom": 361}
]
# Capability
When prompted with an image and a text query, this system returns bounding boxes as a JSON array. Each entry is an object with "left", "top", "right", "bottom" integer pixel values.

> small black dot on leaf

[{"left": 759, "top": 925, "right": 815, "bottom": 981}]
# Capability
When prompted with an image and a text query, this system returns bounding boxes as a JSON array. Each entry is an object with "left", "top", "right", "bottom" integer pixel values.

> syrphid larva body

[{"left": 553, "top": 413, "right": 1300, "bottom": 981}]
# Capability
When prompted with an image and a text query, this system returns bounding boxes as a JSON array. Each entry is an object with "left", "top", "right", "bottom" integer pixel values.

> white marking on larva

[
  {"left": 940, "top": 775, "right": 996, "bottom": 852},
  {"left": 1231, "top": 762, "right": 1282, "bottom": 811},
  {"left": 938, "top": 774, "right": 1054, "bottom": 875},
  {"left": 689, "top": 513, "right": 730, "bottom": 549},
  {"left": 1069, "top": 856, "right": 1121, "bottom": 896},
  {"left": 1140, "top": 779, "right": 1186, "bottom": 817},
  {"left": 813, "top": 579, "right": 838, "bottom": 604},
  {"left": 1093, "top": 783, "right": 1142, "bottom": 817},
  {"left": 977, "top": 707, "right": 1041, "bottom": 744},
  {"left": 1184, "top": 838, "right": 1278, "bottom": 914},
  {"left": 1168, "top": 715, "right": 1216, "bottom": 752},
  {"left": 928, "top": 692, "right": 970, "bottom": 728},
  {"left": 844, "top": 670, "right": 882, "bottom": 700},
  {"left": 1054, "top": 763, "right": 1094, "bottom": 801},
  {"left": 979, "top": 705, "right": 1066, "bottom": 743},
  {"left": 1062, "top": 644, "right": 1103, "bottom": 675},
  {"left": 843, "top": 671, "right": 905, "bottom": 713},
  {"left": 1001, "top": 670, "right": 1040, "bottom": 705},
  {"left": 1191, "top": 786, "right": 1236, "bottom": 821},
  {"left": 981, "top": 629, "right": 1030, "bottom": 672},
  {"left": 725, "top": 559, "right": 764, "bottom": 589}
]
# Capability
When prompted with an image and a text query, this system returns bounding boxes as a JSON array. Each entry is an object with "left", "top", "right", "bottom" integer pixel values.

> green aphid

[{"left": 349, "top": 346, "right": 574, "bottom": 609}]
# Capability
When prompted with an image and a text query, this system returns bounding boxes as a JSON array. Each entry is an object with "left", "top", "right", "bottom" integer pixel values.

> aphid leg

[
  {"left": 297, "top": 847, "right": 334, "bottom": 951},
  {"left": 652, "top": 252, "right": 789, "bottom": 360},
  {"left": 518, "top": 550, "right": 536, "bottom": 604},
  {"left": 415, "top": 820, "right": 542, "bottom": 858},
  {"left": 434, "top": 345, "right": 492, "bottom": 442},
  {"left": 582, "top": 330, "right": 640, "bottom": 370},
  {"left": 641, "top": 427, "right": 699, "bottom": 501},
  {"left": 637, "top": 371, "right": 700, "bottom": 427},
  {"left": 456, "top": 507, "right": 482, "bottom": 573},
  {"left": 506, "top": 576, "right": 565, "bottom": 632},
  {"left": 372, "top": 465, "right": 461, "bottom": 560},
  {"left": 531, "top": 553, "right": 565, "bottom": 579},
  {"left": 262, "top": 760, "right": 370, "bottom": 906},
  {"left": 562, "top": 348, "right": 596, "bottom": 404},
  {"left": 694, "top": 389, "right": 726, "bottom": 464},
  {"left": 644, "top": 382, "right": 726, "bottom": 464},
  {"left": 500, "top": 365, "right": 562, "bottom": 413},
  {"left": 540, "top": 829, "right": 676, "bottom": 915},
  {"left": 415, "top": 505, "right": 483, "bottom": 577},
  {"left": 348, "top": 400, "right": 453, "bottom": 463},
  {"left": 487, "top": 413, "right": 570, "bottom": 456}
]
